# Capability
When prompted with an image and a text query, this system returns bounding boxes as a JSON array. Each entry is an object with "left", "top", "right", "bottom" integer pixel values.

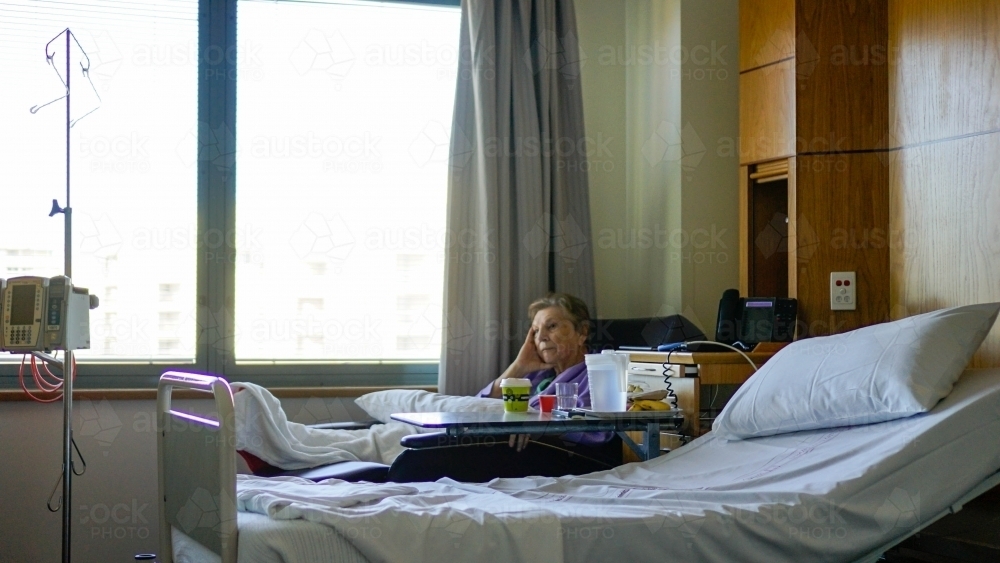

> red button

[
  {"left": 836, "top": 280, "right": 842, "bottom": 286},
  {"left": 844, "top": 280, "right": 851, "bottom": 286}
]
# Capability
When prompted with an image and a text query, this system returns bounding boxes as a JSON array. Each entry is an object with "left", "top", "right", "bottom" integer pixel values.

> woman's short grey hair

[{"left": 528, "top": 293, "right": 590, "bottom": 335}]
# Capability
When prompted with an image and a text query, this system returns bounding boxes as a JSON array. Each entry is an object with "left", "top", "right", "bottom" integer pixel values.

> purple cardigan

[
  {"left": 477, "top": 362, "right": 610, "bottom": 446},
  {"left": 477, "top": 361, "right": 591, "bottom": 410}
]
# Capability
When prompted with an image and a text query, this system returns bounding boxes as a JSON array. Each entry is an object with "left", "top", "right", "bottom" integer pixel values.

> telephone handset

[{"left": 715, "top": 289, "right": 797, "bottom": 346}]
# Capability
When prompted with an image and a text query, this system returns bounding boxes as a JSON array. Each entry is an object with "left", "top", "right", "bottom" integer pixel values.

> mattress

[
  {"left": 173, "top": 514, "right": 370, "bottom": 563},
  {"left": 231, "top": 368, "right": 1000, "bottom": 563}
]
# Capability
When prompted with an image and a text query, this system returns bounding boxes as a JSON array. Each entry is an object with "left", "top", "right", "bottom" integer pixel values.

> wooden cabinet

[
  {"left": 739, "top": 0, "right": 891, "bottom": 337},
  {"left": 739, "top": 60, "right": 796, "bottom": 164},
  {"left": 739, "top": 0, "right": 795, "bottom": 71}
]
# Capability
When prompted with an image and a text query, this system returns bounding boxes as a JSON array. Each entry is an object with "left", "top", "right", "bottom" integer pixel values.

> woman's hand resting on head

[
  {"left": 508, "top": 327, "right": 555, "bottom": 377},
  {"left": 485, "top": 328, "right": 553, "bottom": 398}
]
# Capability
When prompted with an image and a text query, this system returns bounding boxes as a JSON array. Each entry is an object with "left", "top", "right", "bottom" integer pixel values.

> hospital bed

[{"left": 157, "top": 369, "right": 1000, "bottom": 563}]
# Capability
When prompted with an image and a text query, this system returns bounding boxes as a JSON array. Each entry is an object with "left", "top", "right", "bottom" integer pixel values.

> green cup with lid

[{"left": 500, "top": 378, "right": 531, "bottom": 412}]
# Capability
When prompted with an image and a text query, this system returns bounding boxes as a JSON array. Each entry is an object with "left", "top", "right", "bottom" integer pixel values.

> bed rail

[
  {"left": 852, "top": 468, "right": 1000, "bottom": 563},
  {"left": 157, "top": 371, "right": 237, "bottom": 563}
]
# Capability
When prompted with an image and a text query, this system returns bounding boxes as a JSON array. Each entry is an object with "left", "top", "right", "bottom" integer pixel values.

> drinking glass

[{"left": 555, "top": 382, "right": 579, "bottom": 410}]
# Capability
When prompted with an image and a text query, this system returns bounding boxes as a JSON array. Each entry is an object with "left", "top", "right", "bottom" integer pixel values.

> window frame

[{"left": 0, "top": 0, "right": 453, "bottom": 389}]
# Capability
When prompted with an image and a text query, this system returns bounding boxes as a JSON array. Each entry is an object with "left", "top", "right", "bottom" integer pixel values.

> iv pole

[
  {"left": 60, "top": 27, "right": 74, "bottom": 563},
  {"left": 28, "top": 28, "right": 101, "bottom": 563}
]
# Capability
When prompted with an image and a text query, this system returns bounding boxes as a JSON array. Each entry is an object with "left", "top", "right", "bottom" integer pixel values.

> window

[
  {"left": 0, "top": 0, "right": 454, "bottom": 386},
  {"left": 0, "top": 0, "right": 199, "bottom": 365},
  {"left": 159, "top": 283, "right": 181, "bottom": 302},
  {"left": 2, "top": 248, "right": 53, "bottom": 274},
  {"left": 158, "top": 338, "right": 181, "bottom": 354},
  {"left": 159, "top": 311, "right": 181, "bottom": 328},
  {"left": 234, "top": 0, "right": 459, "bottom": 363}
]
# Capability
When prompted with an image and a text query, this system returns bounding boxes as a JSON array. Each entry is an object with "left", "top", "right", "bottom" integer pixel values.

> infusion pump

[{"left": 0, "top": 276, "right": 99, "bottom": 353}]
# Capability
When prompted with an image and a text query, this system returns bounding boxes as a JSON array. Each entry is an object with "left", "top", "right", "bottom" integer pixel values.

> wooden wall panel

[
  {"left": 889, "top": 0, "right": 1000, "bottom": 147},
  {"left": 739, "top": 0, "right": 795, "bottom": 71},
  {"left": 796, "top": 0, "right": 889, "bottom": 152},
  {"left": 890, "top": 133, "right": 1000, "bottom": 367},
  {"left": 793, "top": 153, "right": 891, "bottom": 336},
  {"left": 739, "top": 59, "right": 796, "bottom": 164}
]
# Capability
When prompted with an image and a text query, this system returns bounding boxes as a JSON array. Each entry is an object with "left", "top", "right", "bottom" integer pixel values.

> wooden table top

[{"left": 625, "top": 342, "right": 788, "bottom": 365}]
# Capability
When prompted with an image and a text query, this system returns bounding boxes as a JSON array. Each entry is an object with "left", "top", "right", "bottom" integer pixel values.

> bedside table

[{"left": 624, "top": 342, "right": 787, "bottom": 437}]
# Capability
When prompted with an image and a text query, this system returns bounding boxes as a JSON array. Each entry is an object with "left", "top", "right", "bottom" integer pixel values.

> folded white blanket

[
  {"left": 233, "top": 383, "right": 507, "bottom": 470},
  {"left": 233, "top": 382, "right": 420, "bottom": 468}
]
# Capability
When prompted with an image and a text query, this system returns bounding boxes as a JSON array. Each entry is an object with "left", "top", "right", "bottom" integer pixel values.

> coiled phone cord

[
  {"left": 661, "top": 341, "right": 760, "bottom": 414},
  {"left": 661, "top": 352, "right": 680, "bottom": 410}
]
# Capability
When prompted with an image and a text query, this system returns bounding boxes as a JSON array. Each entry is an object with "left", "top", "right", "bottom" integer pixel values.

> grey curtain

[{"left": 439, "top": 0, "right": 596, "bottom": 396}]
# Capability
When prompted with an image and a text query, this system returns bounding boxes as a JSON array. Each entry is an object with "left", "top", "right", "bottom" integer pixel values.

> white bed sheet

[
  {"left": 173, "top": 514, "right": 370, "bottom": 563},
  {"left": 232, "top": 368, "right": 1000, "bottom": 563}
]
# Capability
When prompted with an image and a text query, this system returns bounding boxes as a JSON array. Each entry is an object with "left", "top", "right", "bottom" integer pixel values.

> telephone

[{"left": 715, "top": 289, "right": 797, "bottom": 346}]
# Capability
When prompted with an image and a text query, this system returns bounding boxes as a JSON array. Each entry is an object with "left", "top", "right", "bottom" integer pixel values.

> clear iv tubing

[{"left": 19, "top": 353, "right": 76, "bottom": 403}]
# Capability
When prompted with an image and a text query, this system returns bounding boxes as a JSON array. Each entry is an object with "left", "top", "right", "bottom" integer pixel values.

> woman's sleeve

[
  {"left": 477, "top": 369, "right": 547, "bottom": 398},
  {"left": 572, "top": 366, "right": 591, "bottom": 408},
  {"left": 475, "top": 379, "right": 495, "bottom": 398}
]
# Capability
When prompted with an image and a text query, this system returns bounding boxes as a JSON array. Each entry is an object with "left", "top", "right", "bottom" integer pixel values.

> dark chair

[
  {"left": 239, "top": 428, "right": 622, "bottom": 483},
  {"left": 240, "top": 454, "right": 391, "bottom": 482},
  {"left": 238, "top": 420, "right": 393, "bottom": 483},
  {"left": 589, "top": 315, "right": 706, "bottom": 351},
  {"left": 239, "top": 421, "right": 624, "bottom": 483},
  {"left": 386, "top": 432, "right": 623, "bottom": 483}
]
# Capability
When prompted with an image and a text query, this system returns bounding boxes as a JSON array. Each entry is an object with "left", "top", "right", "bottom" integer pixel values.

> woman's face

[{"left": 532, "top": 306, "right": 587, "bottom": 369}]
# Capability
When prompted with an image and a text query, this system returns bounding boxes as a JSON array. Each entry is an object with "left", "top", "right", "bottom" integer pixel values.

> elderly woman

[
  {"left": 238, "top": 293, "right": 619, "bottom": 483},
  {"left": 477, "top": 293, "right": 604, "bottom": 453},
  {"left": 478, "top": 293, "right": 592, "bottom": 411},
  {"left": 390, "top": 293, "right": 620, "bottom": 482}
]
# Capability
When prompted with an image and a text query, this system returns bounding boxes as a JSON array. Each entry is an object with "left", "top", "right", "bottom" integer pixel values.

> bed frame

[
  {"left": 157, "top": 371, "right": 238, "bottom": 563},
  {"left": 856, "top": 470, "right": 1000, "bottom": 562},
  {"left": 156, "top": 370, "right": 1000, "bottom": 563}
]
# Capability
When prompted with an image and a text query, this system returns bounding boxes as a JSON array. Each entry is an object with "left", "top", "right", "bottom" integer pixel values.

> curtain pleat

[{"left": 439, "top": 0, "right": 596, "bottom": 396}]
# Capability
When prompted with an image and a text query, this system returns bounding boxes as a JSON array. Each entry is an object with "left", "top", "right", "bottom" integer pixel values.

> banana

[{"left": 628, "top": 399, "right": 671, "bottom": 411}]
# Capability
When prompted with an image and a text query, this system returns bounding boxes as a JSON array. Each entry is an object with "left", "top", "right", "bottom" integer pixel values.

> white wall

[
  {"left": 679, "top": 0, "right": 741, "bottom": 332},
  {"left": 0, "top": 396, "right": 368, "bottom": 562},
  {"left": 578, "top": 0, "right": 739, "bottom": 332},
  {"left": 575, "top": 0, "right": 630, "bottom": 318}
]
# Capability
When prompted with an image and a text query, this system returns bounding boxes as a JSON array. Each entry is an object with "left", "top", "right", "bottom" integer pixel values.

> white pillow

[
  {"left": 712, "top": 302, "right": 1000, "bottom": 440},
  {"left": 355, "top": 390, "right": 504, "bottom": 423}
]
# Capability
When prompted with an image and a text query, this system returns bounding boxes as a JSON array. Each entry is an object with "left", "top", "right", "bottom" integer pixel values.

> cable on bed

[{"left": 525, "top": 439, "right": 617, "bottom": 469}]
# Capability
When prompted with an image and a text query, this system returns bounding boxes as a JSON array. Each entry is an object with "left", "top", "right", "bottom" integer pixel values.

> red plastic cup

[{"left": 538, "top": 395, "right": 556, "bottom": 413}]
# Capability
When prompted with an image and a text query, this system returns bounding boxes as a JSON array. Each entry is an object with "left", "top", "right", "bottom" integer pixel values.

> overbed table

[{"left": 390, "top": 410, "right": 684, "bottom": 461}]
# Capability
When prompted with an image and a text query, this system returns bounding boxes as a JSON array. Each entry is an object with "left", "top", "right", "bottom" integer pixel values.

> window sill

[{"left": 0, "top": 385, "right": 437, "bottom": 402}]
